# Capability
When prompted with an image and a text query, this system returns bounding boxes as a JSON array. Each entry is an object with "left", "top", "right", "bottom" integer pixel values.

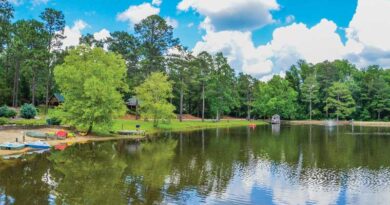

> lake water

[{"left": 1, "top": 125, "right": 390, "bottom": 205}]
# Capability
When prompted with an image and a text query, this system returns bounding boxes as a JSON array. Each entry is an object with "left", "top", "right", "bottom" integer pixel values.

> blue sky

[{"left": 10, "top": 0, "right": 390, "bottom": 79}]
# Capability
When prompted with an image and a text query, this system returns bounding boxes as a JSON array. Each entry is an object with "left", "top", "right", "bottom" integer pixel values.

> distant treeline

[{"left": 0, "top": 1, "right": 389, "bottom": 121}]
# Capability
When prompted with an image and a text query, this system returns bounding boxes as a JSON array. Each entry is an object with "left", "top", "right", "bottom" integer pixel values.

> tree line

[{"left": 1, "top": 1, "right": 389, "bottom": 122}]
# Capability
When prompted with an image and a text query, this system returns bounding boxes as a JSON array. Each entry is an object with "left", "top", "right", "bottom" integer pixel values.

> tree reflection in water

[{"left": 1, "top": 125, "right": 390, "bottom": 204}]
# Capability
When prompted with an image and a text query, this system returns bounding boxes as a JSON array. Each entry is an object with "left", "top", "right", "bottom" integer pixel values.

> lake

[{"left": 1, "top": 125, "right": 390, "bottom": 205}]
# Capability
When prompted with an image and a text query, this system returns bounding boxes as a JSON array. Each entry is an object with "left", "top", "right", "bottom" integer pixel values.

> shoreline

[
  {"left": 0, "top": 120, "right": 266, "bottom": 157},
  {"left": 286, "top": 120, "right": 390, "bottom": 127}
]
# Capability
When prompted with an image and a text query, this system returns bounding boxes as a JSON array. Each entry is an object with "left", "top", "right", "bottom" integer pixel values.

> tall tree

[
  {"left": 135, "top": 15, "right": 179, "bottom": 76},
  {"left": 301, "top": 75, "right": 319, "bottom": 120},
  {"left": 40, "top": 8, "right": 65, "bottom": 111},
  {"left": 206, "top": 53, "right": 238, "bottom": 120},
  {"left": 253, "top": 75, "right": 297, "bottom": 119},
  {"left": 370, "top": 77, "right": 390, "bottom": 120},
  {"left": 54, "top": 46, "right": 128, "bottom": 134},
  {"left": 236, "top": 73, "right": 256, "bottom": 120},
  {"left": 168, "top": 46, "right": 193, "bottom": 122},
  {"left": 135, "top": 72, "right": 175, "bottom": 127},
  {"left": 196, "top": 51, "right": 213, "bottom": 121},
  {"left": 107, "top": 31, "right": 140, "bottom": 91},
  {"left": 325, "top": 82, "right": 355, "bottom": 120}
]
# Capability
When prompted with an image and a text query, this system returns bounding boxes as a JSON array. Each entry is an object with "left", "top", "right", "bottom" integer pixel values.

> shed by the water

[{"left": 271, "top": 114, "right": 281, "bottom": 124}]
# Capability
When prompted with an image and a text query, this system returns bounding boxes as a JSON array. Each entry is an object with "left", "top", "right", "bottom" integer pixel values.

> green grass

[{"left": 112, "top": 119, "right": 266, "bottom": 134}]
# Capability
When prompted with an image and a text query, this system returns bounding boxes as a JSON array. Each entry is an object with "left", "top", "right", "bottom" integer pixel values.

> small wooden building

[
  {"left": 126, "top": 96, "right": 139, "bottom": 110},
  {"left": 271, "top": 114, "right": 281, "bottom": 124},
  {"left": 48, "top": 93, "right": 64, "bottom": 107}
]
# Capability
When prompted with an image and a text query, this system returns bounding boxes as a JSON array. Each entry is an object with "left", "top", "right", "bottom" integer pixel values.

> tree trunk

[
  {"left": 45, "top": 69, "right": 51, "bottom": 114},
  {"left": 202, "top": 82, "right": 205, "bottom": 122},
  {"left": 378, "top": 111, "right": 381, "bottom": 121},
  {"left": 179, "top": 82, "right": 183, "bottom": 122},
  {"left": 31, "top": 72, "right": 36, "bottom": 105},
  {"left": 12, "top": 60, "right": 20, "bottom": 107},
  {"left": 87, "top": 123, "right": 93, "bottom": 135},
  {"left": 246, "top": 92, "right": 251, "bottom": 121},
  {"left": 216, "top": 110, "right": 220, "bottom": 121},
  {"left": 309, "top": 99, "right": 312, "bottom": 121}
]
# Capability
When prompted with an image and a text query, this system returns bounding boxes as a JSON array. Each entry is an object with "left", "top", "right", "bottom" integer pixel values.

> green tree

[
  {"left": 370, "top": 77, "right": 390, "bottom": 120},
  {"left": 301, "top": 75, "right": 319, "bottom": 120},
  {"left": 195, "top": 51, "right": 213, "bottom": 121},
  {"left": 54, "top": 46, "right": 128, "bottom": 134},
  {"left": 135, "top": 72, "right": 175, "bottom": 127},
  {"left": 236, "top": 73, "right": 256, "bottom": 120},
  {"left": 40, "top": 8, "right": 65, "bottom": 110},
  {"left": 253, "top": 76, "right": 297, "bottom": 119},
  {"left": 168, "top": 46, "right": 194, "bottom": 122},
  {"left": 206, "top": 53, "right": 238, "bottom": 120},
  {"left": 135, "top": 15, "right": 179, "bottom": 75},
  {"left": 107, "top": 31, "right": 140, "bottom": 91},
  {"left": 325, "top": 82, "right": 355, "bottom": 120}
]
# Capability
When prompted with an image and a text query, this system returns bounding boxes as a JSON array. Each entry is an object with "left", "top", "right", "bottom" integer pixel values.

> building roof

[
  {"left": 53, "top": 93, "right": 65, "bottom": 103},
  {"left": 126, "top": 96, "right": 140, "bottom": 106}
]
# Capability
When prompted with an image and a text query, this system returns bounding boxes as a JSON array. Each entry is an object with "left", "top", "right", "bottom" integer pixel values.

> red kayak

[{"left": 54, "top": 144, "right": 68, "bottom": 151}]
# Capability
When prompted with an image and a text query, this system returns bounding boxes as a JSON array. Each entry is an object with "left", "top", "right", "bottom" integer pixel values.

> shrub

[
  {"left": 0, "top": 105, "right": 17, "bottom": 118},
  {"left": 46, "top": 117, "right": 61, "bottom": 125},
  {"left": 0, "top": 117, "right": 9, "bottom": 125},
  {"left": 20, "top": 104, "right": 37, "bottom": 119}
]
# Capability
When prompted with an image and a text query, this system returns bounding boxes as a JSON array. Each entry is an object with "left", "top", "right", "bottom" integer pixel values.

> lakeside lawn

[{"left": 112, "top": 119, "right": 266, "bottom": 134}]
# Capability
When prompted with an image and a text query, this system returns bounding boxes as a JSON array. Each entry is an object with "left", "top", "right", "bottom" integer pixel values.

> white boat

[
  {"left": 0, "top": 142, "right": 25, "bottom": 150},
  {"left": 25, "top": 141, "right": 51, "bottom": 149}
]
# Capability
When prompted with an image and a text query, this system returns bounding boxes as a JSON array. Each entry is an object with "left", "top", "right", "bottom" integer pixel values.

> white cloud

[
  {"left": 117, "top": 3, "right": 160, "bottom": 25},
  {"left": 166, "top": 17, "right": 179, "bottom": 28},
  {"left": 32, "top": 0, "right": 49, "bottom": 6},
  {"left": 93, "top": 29, "right": 111, "bottom": 41},
  {"left": 187, "top": 22, "right": 194, "bottom": 28},
  {"left": 62, "top": 20, "right": 88, "bottom": 49},
  {"left": 193, "top": 19, "right": 345, "bottom": 77},
  {"left": 285, "top": 15, "right": 295, "bottom": 24},
  {"left": 152, "top": 0, "right": 162, "bottom": 6},
  {"left": 177, "top": 0, "right": 279, "bottom": 31},
  {"left": 344, "top": 0, "right": 390, "bottom": 68},
  {"left": 192, "top": 30, "right": 273, "bottom": 76},
  {"left": 8, "top": 0, "right": 23, "bottom": 6}
]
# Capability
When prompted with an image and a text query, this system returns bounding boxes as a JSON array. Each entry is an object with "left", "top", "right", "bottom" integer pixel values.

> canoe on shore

[
  {"left": 26, "top": 131, "right": 48, "bottom": 139},
  {"left": 0, "top": 142, "right": 25, "bottom": 150},
  {"left": 25, "top": 141, "right": 51, "bottom": 149}
]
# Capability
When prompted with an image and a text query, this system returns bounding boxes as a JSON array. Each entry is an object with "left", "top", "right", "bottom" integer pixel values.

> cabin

[
  {"left": 271, "top": 114, "right": 281, "bottom": 124},
  {"left": 126, "top": 96, "right": 139, "bottom": 110},
  {"left": 48, "top": 93, "right": 64, "bottom": 107}
]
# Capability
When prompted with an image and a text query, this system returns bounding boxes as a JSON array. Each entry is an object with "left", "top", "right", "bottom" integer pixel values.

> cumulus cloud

[
  {"left": 177, "top": 0, "right": 279, "bottom": 31},
  {"left": 193, "top": 19, "right": 345, "bottom": 77},
  {"left": 152, "top": 0, "right": 162, "bottom": 6},
  {"left": 344, "top": 0, "right": 390, "bottom": 68},
  {"left": 93, "top": 28, "right": 111, "bottom": 41},
  {"left": 117, "top": 3, "right": 160, "bottom": 25},
  {"left": 32, "top": 0, "right": 49, "bottom": 6},
  {"left": 166, "top": 17, "right": 179, "bottom": 28},
  {"left": 191, "top": 0, "right": 390, "bottom": 78},
  {"left": 62, "top": 20, "right": 88, "bottom": 49}
]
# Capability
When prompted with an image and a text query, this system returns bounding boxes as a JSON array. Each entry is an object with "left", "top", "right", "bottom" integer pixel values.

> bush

[
  {"left": 20, "top": 104, "right": 37, "bottom": 119},
  {"left": 46, "top": 117, "right": 61, "bottom": 125},
  {"left": 0, "top": 105, "right": 17, "bottom": 118},
  {"left": 0, "top": 117, "right": 9, "bottom": 125}
]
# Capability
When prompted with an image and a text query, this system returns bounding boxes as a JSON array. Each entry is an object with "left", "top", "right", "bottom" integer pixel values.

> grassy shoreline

[
  {"left": 0, "top": 119, "right": 266, "bottom": 156},
  {"left": 287, "top": 120, "right": 390, "bottom": 127}
]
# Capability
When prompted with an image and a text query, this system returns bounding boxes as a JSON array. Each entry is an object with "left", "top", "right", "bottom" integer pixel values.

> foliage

[
  {"left": 206, "top": 53, "right": 238, "bottom": 120},
  {"left": 301, "top": 75, "right": 320, "bottom": 120},
  {"left": 54, "top": 46, "right": 128, "bottom": 134},
  {"left": 325, "top": 82, "right": 356, "bottom": 120},
  {"left": 0, "top": 105, "right": 16, "bottom": 118},
  {"left": 253, "top": 76, "right": 298, "bottom": 119},
  {"left": 0, "top": 117, "right": 9, "bottom": 125},
  {"left": 20, "top": 103, "right": 37, "bottom": 119},
  {"left": 135, "top": 72, "right": 176, "bottom": 127}
]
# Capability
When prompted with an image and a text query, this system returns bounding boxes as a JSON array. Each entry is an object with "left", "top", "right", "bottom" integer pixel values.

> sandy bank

[{"left": 0, "top": 128, "right": 144, "bottom": 156}]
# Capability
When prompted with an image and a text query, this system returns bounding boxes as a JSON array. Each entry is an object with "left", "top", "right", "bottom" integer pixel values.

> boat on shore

[
  {"left": 0, "top": 142, "right": 25, "bottom": 150},
  {"left": 26, "top": 131, "right": 48, "bottom": 139},
  {"left": 25, "top": 141, "right": 51, "bottom": 149}
]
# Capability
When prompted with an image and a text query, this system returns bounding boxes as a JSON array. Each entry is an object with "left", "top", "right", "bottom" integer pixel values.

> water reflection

[{"left": 1, "top": 125, "right": 390, "bottom": 204}]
